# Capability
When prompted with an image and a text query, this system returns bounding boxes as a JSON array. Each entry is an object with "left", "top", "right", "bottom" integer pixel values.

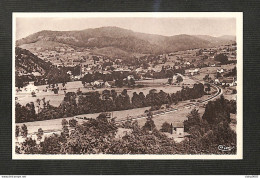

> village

[
  {"left": 15, "top": 41, "right": 237, "bottom": 147},
  {"left": 13, "top": 13, "right": 241, "bottom": 156},
  {"left": 17, "top": 42, "right": 237, "bottom": 85}
]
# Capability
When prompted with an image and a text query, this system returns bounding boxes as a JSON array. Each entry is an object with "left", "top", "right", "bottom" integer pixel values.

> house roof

[{"left": 172, "top": 122, "right": 184, "bottom": 128}]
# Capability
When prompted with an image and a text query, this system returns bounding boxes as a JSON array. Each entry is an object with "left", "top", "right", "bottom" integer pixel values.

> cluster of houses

[
  {"left": 213, "top": 67, "right": 237, "bottom": 87},
  {"left": 16, "top": 81, "right": 39, "bottom": 93},
  {"left": 187, "top": 68, "right": 200, "bottom": 76},
  {"left": 215, "top": 77, "right": 237, "bottom": 87},
  {"left": 83, "top": 80, "right": 111, "bottom": 89}
]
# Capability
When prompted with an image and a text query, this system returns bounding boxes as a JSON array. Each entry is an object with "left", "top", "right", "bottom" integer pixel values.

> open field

[
  {"left": 16, "top": 117, "right": 85, "bottom": 135},
  {"left": 15, "top": 78, "right": 196, "bottom": 107},
  {"left": 16, "top": 106, "right": 151, "bottom": 135},
  {"left": 190, "top": 64, "right": 236, "bottom": 81},
  {"left": 15, "top": 90, "right": 215, "bottom": 136}
]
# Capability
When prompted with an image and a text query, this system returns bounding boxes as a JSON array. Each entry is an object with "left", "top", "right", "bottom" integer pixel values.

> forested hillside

[
  {"left": 15, "top": 47, "right": 52, "bottom": 75},
  {"left": 17, "top": 26, "right": 235, "bottom": 56}
]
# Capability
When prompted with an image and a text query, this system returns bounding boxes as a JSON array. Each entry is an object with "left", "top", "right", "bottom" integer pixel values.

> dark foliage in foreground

[
  {"left": 182, "top": 95, "right": 237, "bottom": 154},
  {"left": 16, "top": 95, "right": 236, "bottom": 155}
]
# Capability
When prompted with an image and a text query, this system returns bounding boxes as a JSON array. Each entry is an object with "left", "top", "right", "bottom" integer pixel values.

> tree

[
  {"left": 102, "top": 89, "right": 111, "bottom": 99},
  {"left": 203, "top": 74, "right": 209, "bottom": 81},
  {"left": 204, "top": 83, "right": 211, "bottom": 94},
  {"left": 216, "top": 72, "right": 221, "bottom": 79},
  {"left": 42, "top": 97, "right": 46, "bottom": 109},
  {"left": 142, "top": 62, "right": 150, "bottom": 69},
  {"left": 184, "top": 109, "right": 201, "bottom": 132},
  {"left": 202, "top": 95, "right": 231, "bottom": 125},
  {"left": 61, "top": 119, "right": 69, "bottom": 138},
  {"left": 142, "top": 113, "right": 156, "bottom": 132},
  {"left": 214, "top": 54, "right": 228, "bottom": 64},
  {"left": 129, "top": 78, "right": 135, "bottom": 87},
  {"left": 36, "top": 128, "right": 44, "bottom": 141},
  {"left": 69, "top": 118, "right": 78, "bottom": 127},
  {"left": 62, "top": 81, "right": 67, "bottom": 87},
  {"left": 132, "top": 92, "right": 143, "bottom": 108},
  {"left": 160, "top": 122, "right": 172, "bottom": 133},
  {"left": 168, "top": 78, "right": 173, "bottom": 84},
  {"left": 20, "top": 137, "right": 38, "bottom": 154},
  {"left": 36, "top": 98, "right": 41, "bottom": 113},
  {"left": 82, "top": 73, "right": 93, "bottom": 86},
  {"left": 15, "top": 126, "right": 20, "bottom": 138},
  {"left": 115, "top": 78, "right": 124, "bottom": 88},
  {"left": 21, "top": 124, "right": 28, "bottom": 138},
  {"left": 62, "top": 119, "right": 68, "bottom": 128},
  {"left": 176, "top": 75, "right": 183, "bottom": 83},
  {"left": 15, "top": 102, "right": 36, "bottom": 123},
  {"left": 40, "top": 134, "right": 62, "bottom": 154},
  {"left": 62, "top": 125, "right": 69, "bottom": 137},
  {"left": 111, "top": 89, "right": 117, "bottom": 101},
  {"left": 16, "top": 76, "right": 24, "bottom": 90},
  {"left": 31, "top": 91, "right": 36, "bottom": 97}
]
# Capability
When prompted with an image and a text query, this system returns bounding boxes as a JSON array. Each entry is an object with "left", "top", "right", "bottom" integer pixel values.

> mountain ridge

[{"left": 16, "top": 26, "right": 236, "bottom": 56}]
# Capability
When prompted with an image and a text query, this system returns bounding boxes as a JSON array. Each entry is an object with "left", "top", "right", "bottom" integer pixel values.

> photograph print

[{"left": 13, "top": 12, "right": 243, "bottom": 159}]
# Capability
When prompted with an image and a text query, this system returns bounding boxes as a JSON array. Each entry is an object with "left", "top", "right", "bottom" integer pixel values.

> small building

[
  {"left": 214, "top": 78, "right": 220, "bottom": 85},
  {"left": 104, "top": 81, "right": 111, "bottom": 88},
  {"left": 67, "top": 70, "right": 72, "bottom": 75},
  {"left": 127, "top": 75, "right": 135, "bottom": 80},
  {"left": 217, "top": 68, "right": 224, "bottom": 73},
  {"left": 31, "top": 72, "right": 42, "bottom": 77},
  {"left": 188, "top": 68, "right": 199, "bottom": 76},
  {"left": 23, "top": 81, "right": 38, "bottom": 93},
  {"left": 220, "top": 78, "right": 236, "bottom": 87},
  {"left": 185, "top": 62, "right": 191, "bottom": 65},
  {"left": 172, "top": 122, "right": 184, "bottom": 137},
  {"left": 92, "top": 80, "right": 104, "bottom": 88}
]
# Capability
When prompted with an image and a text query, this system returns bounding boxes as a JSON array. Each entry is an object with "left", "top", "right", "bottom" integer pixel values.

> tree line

[{"left": 15, "top": 83, "right": 205, "bottom": 123}]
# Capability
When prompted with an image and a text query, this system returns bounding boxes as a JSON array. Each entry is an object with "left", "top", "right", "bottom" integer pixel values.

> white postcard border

[{"left": 12, "top": 12, "right": 243, "bottom": 160}]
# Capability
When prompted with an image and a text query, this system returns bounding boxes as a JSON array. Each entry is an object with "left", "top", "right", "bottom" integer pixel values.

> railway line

[{"left": 116, "top": 81, "right": 222, "bottom": 124}]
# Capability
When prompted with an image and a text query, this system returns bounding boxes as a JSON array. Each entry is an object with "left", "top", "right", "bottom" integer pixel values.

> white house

[
  {"left": 217, "top": 68, "right": 224, "bottom": 73},
  {"left": 127, "top": 75, "right": 135, "bottom": 80},
  {"left": 172, "top": 122, "right": 184, "bottom": 137},
  {"left": 188, "top": 68, "right": 199, "bottom": 76},
  {"left": 23, "top": 81, "right": 38, "bottom": 93},
  {"left": 104, "top": 81, "right": 111, "bottom": 88},
  {"left": 214, "top": 78, "right": 220, "bottom": 85},
  {"left": 185, "top": 62, "right": 191, "bottom": 65},
  {"left": 220, "top": 78, "right": 236, "bottom": 86}
]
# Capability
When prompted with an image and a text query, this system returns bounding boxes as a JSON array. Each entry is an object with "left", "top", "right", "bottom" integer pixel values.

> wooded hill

[
  {"left": 17, "top": 26, "right": 235, "bottom": 57},
  {"left": 15, "top": 47, "right": 52, "bottom": 75}
]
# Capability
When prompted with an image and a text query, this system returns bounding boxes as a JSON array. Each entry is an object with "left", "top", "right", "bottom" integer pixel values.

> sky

[{"left": 16, "top": 17, "right": 236, "bottom": 40}]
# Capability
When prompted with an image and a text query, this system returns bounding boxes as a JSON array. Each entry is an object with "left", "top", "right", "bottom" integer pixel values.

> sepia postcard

[{"left": 12, "top": 12, "right": 243, "bottom": 159}]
